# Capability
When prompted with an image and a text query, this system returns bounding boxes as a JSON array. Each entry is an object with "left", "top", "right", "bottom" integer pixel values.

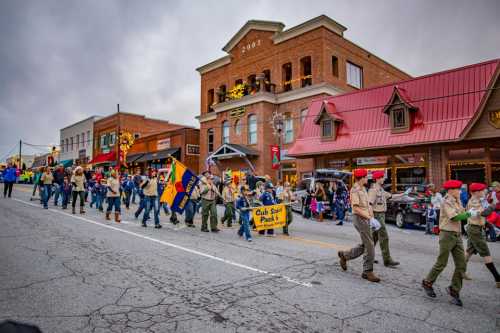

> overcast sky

[{"left": 1, "top": 0, "right": 499, "bottom": 160}]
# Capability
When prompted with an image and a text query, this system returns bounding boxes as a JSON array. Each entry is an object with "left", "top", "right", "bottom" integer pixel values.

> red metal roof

[{"left": 289, "top": 59, "right": 500, "bottom": 157}]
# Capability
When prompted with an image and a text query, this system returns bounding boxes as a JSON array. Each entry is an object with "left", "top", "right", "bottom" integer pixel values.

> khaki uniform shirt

[
  {"left": 70, "top": 174, "right": 85, "bottom": 192},
  {"left": 466, "top": 197, "right": 485, "bottom": 226},
  {"left": 279, "top": 189, "right": 293, "bottom": 204},
  {"left": 350, "top": 183, "right": 373, "bottom": 219},
  {"left": 200, "top": 180, "right": 218, "bottom": 201},
  {"left": 439, "top": 194, "right": 465, "bottom": 233},
  {"left": 143, "top": 177, "right": 158, "bottom": 197},
  {"left": 190, "top": 186, "right": 200, "bottom": 200},
  {"left": 368, "top": 184, "right": 391, "bottom": 213},
  {"left": 222, "top": 186, "right": 235, "bottom": 203},
  {"left": 106, "top": 177, "right": 120, "bottom": 198},
  {"left": 41, "top": 172, "right": 53, "bottom": 185}
]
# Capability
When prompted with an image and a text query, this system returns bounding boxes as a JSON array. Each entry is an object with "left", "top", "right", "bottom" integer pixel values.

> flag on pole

[{"left": 160, "top": 158, "right": 199, "bottom": 214}]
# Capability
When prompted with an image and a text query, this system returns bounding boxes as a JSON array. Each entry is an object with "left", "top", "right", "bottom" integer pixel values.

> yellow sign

[
  {"left": 489, "top": 109, "right": 500, "bottom": 129},
  {"left": 252, "top": 204, "right": 286, "bottom": 231}
]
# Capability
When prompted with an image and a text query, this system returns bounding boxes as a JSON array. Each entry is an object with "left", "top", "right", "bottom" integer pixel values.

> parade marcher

[
  {"left": 132, "top": 170, "right": 142, "bottom": 204},
  {"left": 141, "top": 169, "right": 162, "bottom": 229},
  {"left": 425, "top": 204, "right": 438, "bottom": 235},
  {"left": 134, "top": 182, "right": 147, "bottom": 220},
  {"left": 368, "top": 171, "right": 399, "bottom": 267},
  {"left": 70, "top": 166, "right": 86, "bottom": 214},
  {"left": 279, "top": 182, "right": 295, "bottom": 236},
  {"left": 236, "top": 185, "right": 254, "bottom": 242},
  {"left": 2, "top": 163, "right": 17, "bottom": 198},
  {"left": 200, "top": 171, "right": 220, "bottom": 233},
  {"left": 486, "top": 181, "right": 500, "bottom": 229},
  {"left": 30, "top": 168, "right": 42, "bottom": 201},
  {"left": 184, "top": 183, "right": 200, "bottom": 228},
  {"left": 96, "top": 178, "right": 107, "bottom": 212},
  {"left": 463, "top": 183, "right": 500, "bottom": 288},
  {"left": 106, "top": 170, "right": 121, "bottom": 223},
  {"left": 338, "top": 169, "right": 380, "bottom": 282},
  {"left": 220, "top": 179, "right": 236, "bottom": 227},
  {"left": 258, "top": 183, "right": 276, "bottom": 237},
  {"left": 61, "top": 176, "right": 72, "bottom": 210},
  {"left": 122, "top": 175, "right": 134, "bottom": 210},
  {"left": 88, "top": 174, "right": 98, "bottom": 208},
  {"left": 52, "top": 164, "right": 65, "bottom": 206},
  {"left": 40, "top": 167, "right": 54, "bottom": 209},
  {"left": 422, "top": 180, "right": 470, "bottom": 306},
  {"left": 157, "top": 172, "right": 171, "bottom": 217}
]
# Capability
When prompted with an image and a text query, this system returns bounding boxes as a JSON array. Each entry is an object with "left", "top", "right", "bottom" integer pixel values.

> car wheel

[{"left": 395, "top": 212, "right": 405, "bottom": 229}]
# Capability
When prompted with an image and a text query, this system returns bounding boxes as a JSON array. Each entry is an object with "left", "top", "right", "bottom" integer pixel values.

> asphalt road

[{"left": 0, "top": 184, "right": 499, "bottom": 333}]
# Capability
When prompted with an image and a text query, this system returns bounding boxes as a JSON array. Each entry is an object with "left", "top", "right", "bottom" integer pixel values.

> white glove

[
  {"left": 492, "top": 194, "right": 499, "bottom": 205},
  {"left": 369, "top": 218, "right": 381, "bottom": 231},
  {"left": 468, "top": 208, "right": 479, "bottom": 218}
]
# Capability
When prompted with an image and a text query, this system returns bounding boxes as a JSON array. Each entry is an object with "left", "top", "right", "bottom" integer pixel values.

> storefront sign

[
  {"left": 489, "top": 109, "right": 500, "bottom": 128},
  {"left": 327, "top": 159, "right": 348, "bottom": 169},
  {"left": 356, "top": 156, "right": 388, "bottom": 165},
  {"left": 78, "top": 149, "right": 86, "bottom": 160},
  {"left": 230, "top": 107, "right": 245, "bottom": 118},
  {"left": 271, "top": 145, "right": 280, "bottom": 170},
  {"left": 252, "top": 204, "right": 286, "bottom": 231},
  {"left": 157, "top": 138, "right": 171, "bottom": 150},
  {"left": 186, "top": 144, "right": 200, "bottom": 155}
]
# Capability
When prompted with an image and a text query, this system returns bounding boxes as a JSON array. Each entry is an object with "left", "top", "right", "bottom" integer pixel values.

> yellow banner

[{"left": 252, "top": 204, "right": 286, "bottom": 231}]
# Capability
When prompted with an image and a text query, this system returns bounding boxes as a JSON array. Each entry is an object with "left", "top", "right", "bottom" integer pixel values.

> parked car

[
  {"left": 291, "top": 169, "right": 351, "bottom": 217},
  {"left": 386, "top": 191, "right": 429, "bottom": 228}
]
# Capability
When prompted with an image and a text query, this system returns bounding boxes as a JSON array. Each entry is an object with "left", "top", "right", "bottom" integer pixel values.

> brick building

[
  {"left": 288, "top": 59, "right": 500, "bottom": 190},
  {"left": 196, "top": 15, "right": 411, "bottom": 184},
  {"left": 126, "top": 127, "right": 200, "bottom": 173},
  {"left": 91, "top": 112, "right": 186, "bottom": 166}
]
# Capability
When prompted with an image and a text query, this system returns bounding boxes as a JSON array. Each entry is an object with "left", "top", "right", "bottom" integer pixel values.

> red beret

[
  {"left": 443, "top": 180, "right": 462, "bottom": 190},
  {"left": 469, "top": 182, "right": 486, "bottom": 192},
  {"left": 372, "top": 170, "right": 385, "bottom": 180},
  {"left": 353, "top": 168, "right": 368, "bottom": 178}
]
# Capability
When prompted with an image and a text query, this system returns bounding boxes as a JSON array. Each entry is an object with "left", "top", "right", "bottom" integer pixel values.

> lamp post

[{"left": 271, "top": 111, "right": 284, "bottom": 182}]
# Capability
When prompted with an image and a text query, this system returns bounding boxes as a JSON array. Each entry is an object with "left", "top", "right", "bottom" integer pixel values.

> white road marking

[{"left": 12, "top": 198, "right": 312, "bottom": 288}]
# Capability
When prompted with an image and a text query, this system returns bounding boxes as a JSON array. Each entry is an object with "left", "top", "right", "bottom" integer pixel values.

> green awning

[{"left": 60, "top": 159, "right": 73, "bottom": 168}]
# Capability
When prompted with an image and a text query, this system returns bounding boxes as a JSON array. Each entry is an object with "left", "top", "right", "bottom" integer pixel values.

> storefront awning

[
  {"left": 136, "top": 148, "right": 179, "bottom": 163},
  {"left": 208, "top": 144, "right": 259, "bottom": 160},
  {"left": 89, "top": 152, "right": 116, "bottom": 164},
  {"left": 126, "top": 153, "right": 145, "bottom": 164},
  {"left": 60, "top": 159, "right": 73, "bottom": 168}
]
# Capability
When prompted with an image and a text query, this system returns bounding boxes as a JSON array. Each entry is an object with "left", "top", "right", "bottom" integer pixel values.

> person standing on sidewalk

[
  {"left": 106, "top": 170, "right": 121, "bottom": 223},
  {"left": 2, "top": 163, "right": 17, "bottom": 198},
  {"left": 70, "top": 166, "right": 86, "bottom": 214},
  {"left": 338, "top": 169, "right": 380, "bottom": 283},
  {"left": 141, "top": 169, "right": 162, "bottom": 229},
  {"left": 368, "top": 171, "right": 399, "bottom": 268},
  {"left": 422, "top": 180, "right": 469, "bottom": 306},
  {"left": 463, "top": 183, "right": 500, "bottom": 288},
  {"left": 200, "top": 171, "right": 220, "bottom": 233},
  {"left": 40, "top": 167, "right": 54, "bottom": 209}
]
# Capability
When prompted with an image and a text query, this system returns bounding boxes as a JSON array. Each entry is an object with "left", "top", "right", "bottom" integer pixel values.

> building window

[
  {"left": 65, "top": 139, "right": 69, "bottom": 152},
  {"left": 321, "top": 120, "right": 333, "bottom": 138},
  {"left": 248, "top": 114, "right": 257, "bottom": 145},
  {"left": 76, "top": 134, "right": 80, "bottom": 149},
  {"left": 134, "top": 133, "right": 140, "bottom": 139},
  {"left": 207, "top": 128, "right": 214, "bottom": 153},
  {"left": 218, "top": 85, "right": 226, "bottom": 103},
  {"left": 61, "top": 140, "right": 64, "bottom": 153},
  {"left": 222, "top": 121, "right": 230, "bottom": 144},
  {"left": 392, "top": 108, "right": 407, "bottom": 129},
  {"left": 109, "top": 132, "right": 116, "bottom": 146},
  {"left": 284, "top": 114, "right": 294, "bottom": 143},
  {"left": 81, "top": 132, "right": 85, "bottom": 147},
  {"left": 300, "top": 56, "right": 312, "bottom": 87},
  {"left": 332, "top": 56, "right": 339, "bottom": 77},
  {"left": 347, "top": 61, "right": 363, "bottom": 89},
  {"left": 70, "top": 137, "right": 74, "bottom": 151},
  {"left": 247, "top": 74, "right": 257, "bottom": 94},
  {"left": 87, "top": 131, "right": 90, "bottom": 146},
  {"left": 100, "top": 134, "right": 106, "bottom": 149},
  {"left": 207, "top": 89, "right": 214, "bottom": 112},
  {"left": 282, "top": 62, "right": 292, "bottom": 92},
  {"left": 301, "top": 109, "right": 308, "bottom": 125},
  {"left": 234, "top": 119, "right": 242, "bottom": 135},
  {"left": 263, "top": 69, "right": 271, "bottom": 92},
  {"left": 235, "top": 79, "right": 243, "bottom": 86}
]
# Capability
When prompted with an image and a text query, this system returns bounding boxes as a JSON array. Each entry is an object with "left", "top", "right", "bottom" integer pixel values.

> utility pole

[
  {"left": 18, "top": 140, "right": 22, "bottom": 170},
  {"left": 116, "top": 104, "right": 121, "bottom": 169}
]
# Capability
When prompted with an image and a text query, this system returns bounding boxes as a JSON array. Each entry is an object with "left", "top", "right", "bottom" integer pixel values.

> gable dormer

[
  {"left": 383, "top": 86, "right": 418, "bottom": 134},
  {"left": 314, "top": 101, "right": 343, "bottom": 140}
]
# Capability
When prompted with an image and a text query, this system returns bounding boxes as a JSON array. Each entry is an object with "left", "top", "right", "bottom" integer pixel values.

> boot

[
  {"left": 446, "top": 287, "right": 463, "bottom": 307},
  {"left": 106, "top": 211, "right": 111, "bottom": 221},
  {"left": 338, "top": 251, "right": 347, "bottom": 271},
  {"left": 72, "top": 207, "right": 76, "bottom": 214},
  {"left": 422, "top": 280, "right": 436, "bottom": 298},
  {"left": 319, "top": 212, "right": 323, "bottom": 222},
  {"left": 80, "top": 207, "right": 85, "bottom": 214},
  {"left": 114, "top": 212, "right": 121, "bottom": 223},
  {"left": 384, "top": 259, "right": 400, "bottom": 268},
  {"left": 361, "top": 271, "right": 381, "bottom": 283}
]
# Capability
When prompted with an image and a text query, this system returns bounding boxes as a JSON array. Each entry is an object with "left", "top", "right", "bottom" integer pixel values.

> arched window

[
  {"left": 207, "top": 128, "right": 214, "bottom": 153},
  {"left": 222, "top": 121, "right": 230, "bottom": 144},
  {"left": 248, "top": 115, "right": 257, "bottom": 145},
  {"left": 234, "top": 119, "right": 242, "bottom": 136},
  {"left": 300, "top": 109, "right": 308, "bottom": 125},
  {"left": 284, "top": 114, "right": 294, "bottom": 143}
]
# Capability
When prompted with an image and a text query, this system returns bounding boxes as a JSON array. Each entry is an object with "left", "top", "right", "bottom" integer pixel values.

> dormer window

[
  {"left": 321, "top": 119, "right": 333, "bottom": 138},
  {"left": 314, "top": 101, "right": 343, "bottom": 140},
  {"left": 383, "top": 86, "right": 418, "bottom": 134}
]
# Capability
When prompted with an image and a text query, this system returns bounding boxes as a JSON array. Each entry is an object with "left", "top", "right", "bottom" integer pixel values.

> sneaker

[
  {"left": 141, "top": 223, "right": 147, "bottom": 228},
  {"left": 422, "top": 280, "right": 436, "bottom": 298},
  {"left": 201, "top": 228, "right": 209, "bottom": 232},
  {"left": 247, "top": 238, "right": 252, "bottom": 242},
  {"left": 446, "top": 287, "right": 463, "bottom": 307},
  {"left": 155, "top": 224, "right": 162, "bottom": 229},
  {"left": 211, "top": 229, "right": 221, "bottom": 233},
  {"left": 384, "top": 260, "right": 400, "bottom": 268},
  {"left": 336, "top": 221, "right": 343, "bottom": 226}
]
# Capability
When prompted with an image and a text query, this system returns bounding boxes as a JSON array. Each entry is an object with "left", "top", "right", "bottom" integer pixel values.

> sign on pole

[{"left": 271, "top": 145, "right": 280, "bottom": 170}]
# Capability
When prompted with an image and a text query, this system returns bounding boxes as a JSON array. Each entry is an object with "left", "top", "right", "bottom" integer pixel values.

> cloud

[{"left": 0, "top": 0, "right": 499, "bottom": 160}]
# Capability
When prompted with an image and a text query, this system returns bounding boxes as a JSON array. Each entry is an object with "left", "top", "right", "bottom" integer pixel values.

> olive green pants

[
  {"left": 372, "top": 212, "right": 392, "bottom": 263},
  {"left": 221, "top": 202, "right": 235, "bottom": 227},
  {"left": 343, "top": 215, "right": 375, "bottom": 273},
  {"left": 201, "top": 199, "right": 218, "bottom": 231},
  {"left": 426, "top": 230, "right": 466, "bottom": 292},
  {"left": 466, "top": 224, "right": 490, "bottom": 257},
  {"left": 283, "top": 206, "right": 293, "bottom": 234}
]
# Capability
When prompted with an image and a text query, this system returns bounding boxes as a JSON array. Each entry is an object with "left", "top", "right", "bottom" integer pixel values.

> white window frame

[
  {"left": 284, "top": 115, "right": 293, "bottom": 143},
  {"left": 234, "top": 119, "right": 242, "bottom": 136},
  {"left": 248, "top": 115, "right": 257, "bottom": 145},
  {"left": 222, "top": 121, "right": 230, "bottom": 144},
  {"left": 347, "top": 61, "right": 363, "bottom": 89}
]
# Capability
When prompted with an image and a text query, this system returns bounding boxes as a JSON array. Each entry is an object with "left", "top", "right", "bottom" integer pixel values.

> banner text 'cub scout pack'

[
  {"left": 160, "top": 158, "right": 199, "bottom": 214},
  {"left": 252, "top": 204, "right": 286, "bottom": 231}
]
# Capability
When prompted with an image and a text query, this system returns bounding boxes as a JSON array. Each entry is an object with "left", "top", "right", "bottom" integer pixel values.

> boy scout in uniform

[
  {"left": 200, "top": 171, "right": 221, "bottom": 233},
  {"left": 279, "top": 182, "right": 295, "bottom": 236},
  {"left": 220, "top": 179, "right": 236, "bottom": 227},
  {"left": 464, "top": 183, "right": 500, "bottom": 288},
  {"left": 338, "top": 169, "right": 380, "bottom": 282},
  {"left": 422, "top": 180, "right": 469, "bottom": 306}
]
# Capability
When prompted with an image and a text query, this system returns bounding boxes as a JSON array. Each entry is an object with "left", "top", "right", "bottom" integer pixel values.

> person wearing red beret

[
  {"left": 367, "top": 170, "right": 399, "bottom": 267},
  {"left": 463, "top": 183, "right": 500, "bottom": 288},
  {"left": 422, "top": 179, "right": 469, "bottom": 306},
  {"left": 338, "top": 168, "right": 380, "bottom": 282}
]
